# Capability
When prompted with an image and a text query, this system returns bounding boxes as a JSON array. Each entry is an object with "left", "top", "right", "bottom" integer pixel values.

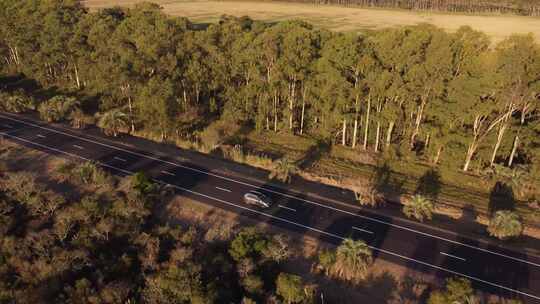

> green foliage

[
  {"left": 131, "top": 171, "right": 157, "bottom": 196},
  {"left": 269, "top": 157, "right": 297, "bottom": 184},
  {"left": 487, "top": 210, "right": 523, "bottom": 240},
  {"left": 38, "top": 95, "right": 80, "bottom": 123},
  {"left": 403, "top": 194, "right": 435, "bottom": 222},
  {"left": 229, "top": 227, "right": 269, "bottom": 261},
  {"left": 1, "top": 0, "right": 540, "bottom": 206},
  {"left": 427, "top": 277, "right": 476, "bottom": 304},
  {"left": 97, "top": 109, "right": 129, "bottom": 137},
  {"left": 0, "top": 89, "right": 35, "bottom": 113},
  {"left": 276, "top": 273, "right": 313, "bottom": 304},
  {"left": 317, "top": 239, "right": 373, "bottom": 284}
]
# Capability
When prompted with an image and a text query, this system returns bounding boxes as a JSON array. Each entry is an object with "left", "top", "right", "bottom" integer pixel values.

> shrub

[
  {"left": 402, "top": 194, "right": 434, "bottom": 222},
  {"left": 487, "top": 210, "right": 523, "bottom": 240}
]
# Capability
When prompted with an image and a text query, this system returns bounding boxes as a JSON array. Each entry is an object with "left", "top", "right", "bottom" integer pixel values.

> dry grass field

[{"left": 82, "top": 0, "right": 540, "bottom": 43}]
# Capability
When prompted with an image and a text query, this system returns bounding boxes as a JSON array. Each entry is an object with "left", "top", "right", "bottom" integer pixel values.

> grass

[
  {"left": 242, "top": 129, "right": 537, "bottom": 222},
  {"left": 82, "top": 0, "right": 540, "bottom": 43}
]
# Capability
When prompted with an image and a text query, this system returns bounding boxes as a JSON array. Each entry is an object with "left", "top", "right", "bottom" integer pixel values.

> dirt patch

[{"left": 82, "top": 0, "right": 540, "bottom": 43}]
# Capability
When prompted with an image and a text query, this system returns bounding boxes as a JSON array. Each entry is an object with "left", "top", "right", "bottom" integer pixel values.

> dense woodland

[
  {"left": 262, "top": 0, "right": 540, "bottom": 16},
  {"left": 0, "top": 157, "right": 317, "bottom": 303},
  {"left": 0, "top": 1, "right": 539, "bottom": 200}
]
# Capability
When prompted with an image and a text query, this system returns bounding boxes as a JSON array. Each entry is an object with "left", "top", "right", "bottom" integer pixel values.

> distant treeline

[{"left": 259, "top": 0, "right": 540, "bottom": 15}]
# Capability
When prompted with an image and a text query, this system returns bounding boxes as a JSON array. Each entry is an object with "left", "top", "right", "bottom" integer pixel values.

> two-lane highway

[{"left": 1, "top": 112, "right": 539, "bottom": 302}]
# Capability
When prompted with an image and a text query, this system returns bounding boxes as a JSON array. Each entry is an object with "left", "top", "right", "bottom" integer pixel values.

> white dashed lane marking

[
  {"left": 440, "top": 252, "right": 467, "bottom": 262},
  {"left": 278, "top": 205, "right": 296, "bottom": 212},
  {"left": 215, "top": 186, "right": 232, "bottom": 193},
  {"left": 161, "top": 170, "right": 175, "bottom": 176},
  {"left": 114, "top": 156, "right": 127, "bottom": 162},
  {"left": 73, "top": 144, "right": 84, "bottom": 150},
  {"left": 353, "top": 226, "right": 374, "bottom": 234}
]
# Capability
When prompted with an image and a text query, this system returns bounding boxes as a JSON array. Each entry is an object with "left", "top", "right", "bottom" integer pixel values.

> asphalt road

[{"left": 1, "top": 111, "right": 539, "bottom": 303}]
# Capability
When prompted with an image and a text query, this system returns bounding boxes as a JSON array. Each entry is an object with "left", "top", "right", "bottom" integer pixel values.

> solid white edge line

[
  {"left": 1, "top": 130, "right": 539, "bottom": 301},
  {"left": 278, "top": 204, "right": 297, "bottom": 212},
  {"left": 352, "top": 226, "right": 374, "bottom": 234},
  {"left": 1, "top": 113, "right": 539, "bottom": 269},
  {"left": 215, "top": 186, "right": 232, "bottom": 193},
  {"left": 440, "top": 252, "right": 467, "bottom": 262},
  {"left": 161, "top": 170, "right": 175, "bottom": 176}
]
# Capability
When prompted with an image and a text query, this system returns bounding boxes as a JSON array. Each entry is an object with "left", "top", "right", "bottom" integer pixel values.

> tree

[
  {"left": 276, "top": 273, "right": 313, "bottom": 304},
  {"left": 332, "top": 238, "right": 373, "bottom": 284},
  {"left": 269, "top": 157, "right": 297, "bottom": 183},
  {"left": 38, "top": 95, "right": 80, "bottom": 123},
  {"left": 487, "top": 210, "right": 523, "bottom": 240},
  {"left": 428, "top": 277, "right": 477, "bottom": 304},
  {"left": 97, "top": 109, "right": 129, "bottom": 137},
  {"left": 403, "top": 194, "right": 434, "bottom": 222}
]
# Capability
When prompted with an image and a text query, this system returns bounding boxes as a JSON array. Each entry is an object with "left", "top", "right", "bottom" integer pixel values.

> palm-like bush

[
  {"left": 0, "top": 90, "right": 34, "bottom": 113},
  {"left": 403, "top": 194, "right": 434, "bottom": 222},
  {"left": 487, "top": 210, "right": 523, "bottom": 240},
  {"left": 269, "top": 157, "right": 297, "bottom": 184},
  {"left": 332, "top": 238, "right": 373, "bottom": 284},
  {"left": 97, "top": 109, "right": 129, "bottom": 137},
  {"left": 38, "top": 95, "right": 80, "bottom": 123}
]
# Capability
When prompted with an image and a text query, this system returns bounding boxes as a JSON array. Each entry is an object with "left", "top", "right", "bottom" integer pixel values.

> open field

[{"left": 82, "top": 0, "right": 540, "bottom": 43}]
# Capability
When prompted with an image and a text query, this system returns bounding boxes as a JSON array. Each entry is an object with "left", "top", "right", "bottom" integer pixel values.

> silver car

[{"left": 243, "top": 190, "right": 273, "bottom": 208}]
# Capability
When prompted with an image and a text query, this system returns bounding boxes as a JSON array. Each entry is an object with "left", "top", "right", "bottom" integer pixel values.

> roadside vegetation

[
  {"left": 0, "top": 1, "right": 539, "bottom": 234},
  {"left": 0, "top": 141, "right": 524, "bottom": 303}
]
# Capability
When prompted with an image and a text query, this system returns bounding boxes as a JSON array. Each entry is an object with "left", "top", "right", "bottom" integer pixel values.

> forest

[
  {"left": 264, "top": 0, "right": 540, "bottom": 16},
  {"left": 0, "top": 1, "right": 539, "bottom": 205}
]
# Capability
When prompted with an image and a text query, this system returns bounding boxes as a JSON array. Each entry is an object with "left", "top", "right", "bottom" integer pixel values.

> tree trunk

[
  {"left": 128, "top": 96, "right": 135, "bottom": 133},
  {"left": 463, "top": 140, "right": 478, "bottom": 171},
  {"left": 289, "top": 81, "right": 296, "bottom": 131},
  {"left": 74, "top": 62, "right": 81, "bottom": 89},
  {"left": 508, "top": 135, "right": 519, "bottom": 167},
  {"left": 342, "top": 118, "right": 347, "bottom": 146},
  {"left": 300, "top": 86, "right": 306, "bottom": 135},
  {"left": 274, "top": 91, "right": 278, "bottom": 132},
  {"left": 434, "top": 146, "right": 443, "bottom": 165},
  {"left": 386, "top": 121, "right": 394, "bottom": 148},
  {"left": 490, "top": 124, "right": 507, "bottom": 166},
  {"left": 410, "top": 101, "right": 426, "bottom": 148},
  {"left": 374, "top": 121, "right": 381, "bottom": 152},
  {"left": 352, "top": 94, "right": 359, "bottom": 148},
  {"left": 363, "top": 95, "right": 371, "bottom": 150}
]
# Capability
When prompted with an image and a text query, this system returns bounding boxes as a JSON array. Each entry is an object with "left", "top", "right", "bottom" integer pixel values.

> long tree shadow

[
  {"left": 373, "top": 161, "right": 405, "bottom": 198},
  {"left": 488, "top": 181, "right": 516, "bottom": 215},
  {"left": 296, "top": 138, "right": 331, "bottom": 170},
  {"left": 415, "top": 169, "right": 441, "bottom": 200}
]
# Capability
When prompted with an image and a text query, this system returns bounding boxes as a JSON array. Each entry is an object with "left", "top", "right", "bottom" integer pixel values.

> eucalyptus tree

[
  {"left": 489, "top": 35, "right": 540, "bottom": 167},
  {"left": 136, "top": 77, "right": 176, "bottom": 141},
  {"left": 37, "top": 0, "right": 86, "bottom": 86},
  {"left": 111, "top": 3, "right": 187, "bottom": 133},
  {"left": 402, "top": 25, "right": 454, "bottom": 149},
  {"left": 275, "top": 21, "right": 319, "bottom": 133}
]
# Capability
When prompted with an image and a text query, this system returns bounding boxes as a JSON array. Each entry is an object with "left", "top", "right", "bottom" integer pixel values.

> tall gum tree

[{"left": 490, "top": 35, "right": 540, "bottom": 167}]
